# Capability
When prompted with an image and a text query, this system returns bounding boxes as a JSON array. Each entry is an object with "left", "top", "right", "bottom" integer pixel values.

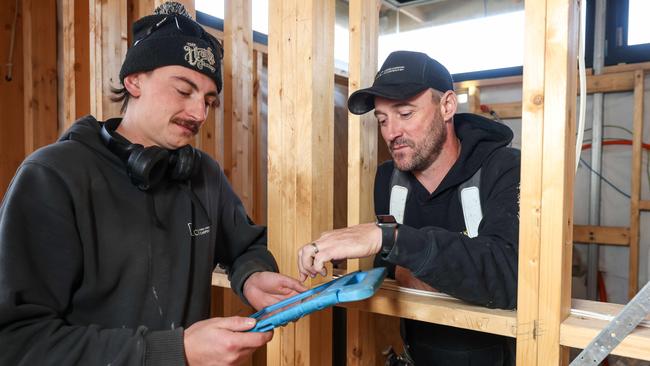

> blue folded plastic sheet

[{"left": 248, "top": 267, "right": 387, "bottom": 332}]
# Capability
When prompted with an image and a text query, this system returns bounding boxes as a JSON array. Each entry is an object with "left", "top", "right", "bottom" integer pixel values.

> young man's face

[
  {"left": 126, "top": 65, "right": 219, "bottom": 149},
  {"left": 374, "top": 89, "right": 448, "bottom": 172}
]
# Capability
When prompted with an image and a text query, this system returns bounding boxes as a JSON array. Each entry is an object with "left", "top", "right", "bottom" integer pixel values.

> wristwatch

[{"left": 376, "top": 214, "right": 398, "bottom": 256}]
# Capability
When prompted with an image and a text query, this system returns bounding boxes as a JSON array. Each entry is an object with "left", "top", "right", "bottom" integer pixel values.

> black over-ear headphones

[{"left": 100, "top": 119, "right": 202, "bottom": 191}]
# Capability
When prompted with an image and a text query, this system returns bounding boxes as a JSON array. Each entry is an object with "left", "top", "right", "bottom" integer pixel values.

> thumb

[{"left": 214, "top": 316, "right": 257, "bottom": 332}]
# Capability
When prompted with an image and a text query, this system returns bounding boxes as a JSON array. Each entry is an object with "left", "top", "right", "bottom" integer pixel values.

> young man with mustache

[
  {"left": 298, "top": 51, "right": 520, "bottom": 366},
  {"left": 0, "top": 3, "right": 305, "bottom": 365}
]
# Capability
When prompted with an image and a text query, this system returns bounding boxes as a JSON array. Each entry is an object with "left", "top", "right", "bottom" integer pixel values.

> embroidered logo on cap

[
  {"left": 376, "top": 66, "right": 405, "bottom": 79},
  {"left": 184, "top": 42, "right": 216, "bottom": 73}
]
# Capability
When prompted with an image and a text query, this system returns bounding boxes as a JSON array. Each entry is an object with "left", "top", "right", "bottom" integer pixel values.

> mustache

[
  {"left": 172, "top": 118, "right": 200, "bottom": 135},
  {"left": 389, "top": 137, "right": 415, "bottom": 152}
]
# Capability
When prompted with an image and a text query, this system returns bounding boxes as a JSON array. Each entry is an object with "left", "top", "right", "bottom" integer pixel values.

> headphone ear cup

[
  {"left": 127, "top": 146, "right": 170, "bottom": 190},
  {"left": 168, "top": 145, "right": 201, "bottom": 182}
]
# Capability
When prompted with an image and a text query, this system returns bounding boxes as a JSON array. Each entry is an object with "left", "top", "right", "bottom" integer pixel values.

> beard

[{"left": 390, "top": 111, "right": 447, "bottom": 172}]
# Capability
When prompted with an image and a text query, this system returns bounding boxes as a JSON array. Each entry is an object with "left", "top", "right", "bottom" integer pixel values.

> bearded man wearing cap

[
  {"left": 298, "top": 51, "right": 520, "bottom": 365},
  {"left": 0, "top": 2, "right": 306, "bottom": 365}
]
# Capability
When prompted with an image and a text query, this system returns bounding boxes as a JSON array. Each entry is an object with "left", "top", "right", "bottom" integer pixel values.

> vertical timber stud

[
  {"left": 467, "top": 85, "right": 481, "bottom": 115},
  {"left": 516, "top": 0, "right": 546, "bottom": 362},
  {"left": 252, "top": 50, "right": 266, "bottom": 224},
  {"left": 517, "top": 1, "right": 578, "bottom": 365},
  {"left": 346, "top": 0, "right": 379, "bottom": 365},
  {"left": 628, "top": 70, "right": 645, "bottom": 299},
  {"left": 268, "top": 0, "right": 335, "bottom": 365},
  {"left": 62, "top": 0, "right": 90, "bottom": 131},
  {"left": 22, "top": 0, "right": 58, "bottom": 154},
  {"left": 133, "top": 0, "right": 156, "bottom": 22},
  {"left": 89, "top": 0, "right": 127, "bottom": 121},
  {"left": 222, "top": 5, "right": 259, "bottom": 366},
  {"left": 224, "top": 0, "right": 254, "bottom": 213}
]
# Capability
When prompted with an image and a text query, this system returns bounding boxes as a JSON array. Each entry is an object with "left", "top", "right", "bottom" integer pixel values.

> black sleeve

[
  {"left": 382, "top": 150, "right": 520, "bottom": 309},
  {"left": 212, "top": 167, "right": 278, "bottom": 302},
  {"left": 0, "top": 162, "right": 182, "bottom": 366},
  {"left": 373, "top": 161, "right": 396, "bottom": 278}
]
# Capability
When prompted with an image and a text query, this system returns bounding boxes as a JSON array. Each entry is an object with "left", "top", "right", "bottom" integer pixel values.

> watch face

[{"left": 376, "top": 215, "right": 397, "bottom": 225}]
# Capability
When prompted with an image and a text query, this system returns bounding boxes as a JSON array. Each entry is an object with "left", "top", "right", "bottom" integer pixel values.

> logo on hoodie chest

[{"left": 188, "top": 223, "right": 210, "bottom": 237}]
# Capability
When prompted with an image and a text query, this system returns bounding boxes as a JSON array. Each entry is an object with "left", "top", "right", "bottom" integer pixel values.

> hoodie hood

[
  {"left": 434, "top": 113, "right": 513, "bottom": 195},
  {"left": 58, "top": 115, "right": 125, "bottom": 169}
]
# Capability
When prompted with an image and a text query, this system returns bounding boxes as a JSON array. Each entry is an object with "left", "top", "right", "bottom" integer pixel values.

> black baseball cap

[{"left": 347, "top": 51, "right": 454, "bottom": 115}]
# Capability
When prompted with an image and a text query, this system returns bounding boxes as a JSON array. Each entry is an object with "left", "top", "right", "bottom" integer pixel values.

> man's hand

[
  {"left": 243, "top": 272, "right": 307, "bottom": 311},
  {"left": 184, "top": 316, "right": 272, "bottom": 366},
  {"left": 297, "top": 223, "right": 382, "bottom": 282}
]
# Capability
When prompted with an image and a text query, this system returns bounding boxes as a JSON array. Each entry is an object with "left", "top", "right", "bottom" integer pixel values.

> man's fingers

[
  {"left": 281, "top": 275, "right": 308, "bottom": 292},
  {"left": 228, "top": 329, "right": 274, "bottom": 349},
  {"left": 297, "top": 249, "right": 309, "bottom": 282},
  {"left": 213, "top": 316, "right": 257, "bottom": 332},
  {"left": 297, "top": 242, "right": 330, "bottom": 281},
  {"left": 299, "top": 247, "right": 315, "bottom": 276}
]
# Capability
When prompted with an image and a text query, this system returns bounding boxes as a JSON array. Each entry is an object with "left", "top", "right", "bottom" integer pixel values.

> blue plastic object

[{"left": 248, "top": 267, "right": 387, "bottom": 332}]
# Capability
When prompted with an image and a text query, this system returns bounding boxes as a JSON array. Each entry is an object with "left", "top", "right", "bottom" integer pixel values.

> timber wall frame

[
  {"left": 208, "top": 0, "right": 650, "bottom": 365},
  {"left": 2, "top": 0, "right": 648, "bottom": 365},
  {"left": 457, "top": 64, "right": 650, "bottom": 300}
]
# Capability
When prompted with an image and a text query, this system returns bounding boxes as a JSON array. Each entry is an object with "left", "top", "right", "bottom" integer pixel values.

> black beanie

[{"left": 119, "top": 2, "right": 223, "bottom": 92}]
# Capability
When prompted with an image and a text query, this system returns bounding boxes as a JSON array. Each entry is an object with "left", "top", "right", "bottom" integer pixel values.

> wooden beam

[
  {"left": 517, "top": 1, "right": 578, "bottom": 365},
  {"left": 22, "top": 0, "right": 58, "bottom": 155},
  {"left": 586, "top": 71, "right": 636, "bottom": 94},
  {"left": 561, "top": 299, "right": 650, "bottom": 361},
  {"left": 478, "top": 102, "right": 522, "bottom": 120},
  {"left": 628, "top": 70, "right": 645, "bottom": 299},
  {"left": 468, "top": 71, "right": 638, "bottom": 121},
  {"left": 132, "top": 0, "right": 155, "bottom": 21},
  {"left": 467, "top": 85, "right": 481, "bottom": 114},
  {"left": 61, "top": 0, "right": 90, "bottom": 131},
  {"left": 455, "top": 75, "right": 523, "bottom": 91},
  {"left": 252, "top": 50, "right": 267, "bottom": 224},
  {"left": 602, "top": 61, "right": 650, "bottom": 74},
  {"left": 561, "top": 317, "right": 650, "bottom": 361},
  {"left": 343, "top": 283, "right": 518, "bottom": 338},
  {"left": 89, "top": 0, "right": 128, "bottom": 121},
  {"left": 0, "top": 0, "right": 25, "bottom": 197},
  {"left": 516, "top": 0, "right": 548, "bottom": 362},
  {"left": 223, "top": 0, "right": 254, "bottom": 213},
  {"left": 267, "top": 0, "right": 334, "bottom": 364},
  {"left": 213, "top": 272, "right": 650, "bottom": 362},
  {"left": 572, "top": 225, "right": 630, "bottom": 246},
  {"left": 346, "top": 0, "right": 379, "bottom": 277},
  {"left": 536, "top": 0, "right": 578, "bottom": 363},
  {"left": 346, "top": 0, "right": 380, "bottom": 365},
  {"left": 639, "top": 200, "right": 650, "bottom": 211}
]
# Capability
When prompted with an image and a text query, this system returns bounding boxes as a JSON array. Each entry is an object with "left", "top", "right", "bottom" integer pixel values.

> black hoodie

[
  {"left": 0, "top": 116, "right": 278, "bottom": 365},
  {"left": 375, "top": 113, "right": 520, "bottom": 365}
]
